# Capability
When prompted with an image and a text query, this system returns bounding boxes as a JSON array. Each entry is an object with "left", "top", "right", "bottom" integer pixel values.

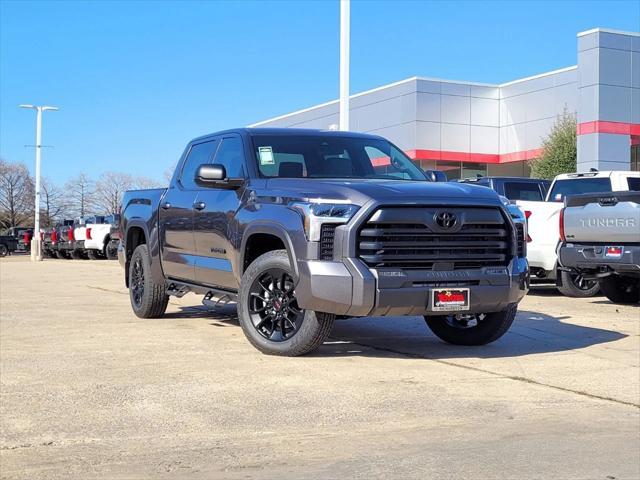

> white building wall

[
  {"left": 250, "top": 27, "right": 638, "bottom": 173},
  {"left": 498, "top": 67, "right": 577, "bottom": 155}
]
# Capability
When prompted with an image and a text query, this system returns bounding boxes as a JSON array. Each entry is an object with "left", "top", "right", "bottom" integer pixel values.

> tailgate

[{"left": 564, "top": 192, "right": 640, "bottom": 243}]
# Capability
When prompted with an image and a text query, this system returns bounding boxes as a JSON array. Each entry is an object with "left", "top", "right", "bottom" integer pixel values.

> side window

[
  {"left": 180, "top": 140, "right": 218, "bottom": 189},
  {"left": 504, "top": 182, "right": 544, "bottom": 201},
  {"left": 213, "top": 136, "right": 245, "bottom": 178},
  {"left": 627, "top": 177, "right": 640, "bottom": 191}
]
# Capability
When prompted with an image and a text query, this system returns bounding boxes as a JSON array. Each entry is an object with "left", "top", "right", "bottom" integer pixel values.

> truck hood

[{"left": 262, "top": 178, "right": 503, "bottom": 206}]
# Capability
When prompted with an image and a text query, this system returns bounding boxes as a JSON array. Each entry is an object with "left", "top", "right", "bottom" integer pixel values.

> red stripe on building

[
  {"left": 577, "top": 121, "right": 640, "bottom": 136},
  {"left": 406, "top": 148, "right": 544, "bottom": 164}
]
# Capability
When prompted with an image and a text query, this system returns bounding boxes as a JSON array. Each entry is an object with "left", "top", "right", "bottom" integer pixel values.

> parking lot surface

[{"left": 1, "top": 255, "right": 639, "bottom": 479}]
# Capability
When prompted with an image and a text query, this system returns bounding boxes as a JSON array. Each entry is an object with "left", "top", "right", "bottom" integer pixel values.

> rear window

[
  {"left": 548, "top": 177, "right": 612, "bottom": 202},
  {"left": 627, "top": 177, "right": 640, "bottom": 191},
  {"left": 504, "top": 182, "right": 544, "bottom": 201}
]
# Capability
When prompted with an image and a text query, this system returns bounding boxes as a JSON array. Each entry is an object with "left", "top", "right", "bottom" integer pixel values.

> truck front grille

[
  {"left": 357, "top": 207, "right": 511, "bottom": 270},
  {"left": 319, "top": 224, "right": 337, "bottom": 260}
]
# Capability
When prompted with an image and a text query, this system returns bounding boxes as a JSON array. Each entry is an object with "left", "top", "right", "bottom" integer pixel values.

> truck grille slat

[
  {"left": 320, "top": 224, "right": 337, "bottom": 260},
  {"left": 357, "top": 208, "right": 512, "bottom": 270}
]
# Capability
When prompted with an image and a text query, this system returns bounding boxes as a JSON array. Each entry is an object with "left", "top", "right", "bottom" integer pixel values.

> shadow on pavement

[
  {"left": 165, "top": 304, "right": 626, "bottom": 360},
  {"left": 322, "top": 309, "right": 626, "bottom": 359},
  {"left": 164, "top": 305, "right": 239, "bottom": 323}
]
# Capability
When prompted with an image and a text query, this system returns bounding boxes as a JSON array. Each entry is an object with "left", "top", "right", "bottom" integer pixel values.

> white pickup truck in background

[
  {"left": 558, "top": 191, "right": 640, "bottom": 304},
  {"left": 516, "top": 170, "right": 640, "bottom": 297},
  {"left": 84, "top": 215, "right": 119, "bottom": 260}
]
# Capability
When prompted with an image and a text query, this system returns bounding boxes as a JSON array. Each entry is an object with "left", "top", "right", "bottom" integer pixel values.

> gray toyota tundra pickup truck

[
  {"left": 558, "top": 191, "right": 639, "bottom": 304},
  {"left": 119, "top": 128, "right": 529, "bottom": 356}
]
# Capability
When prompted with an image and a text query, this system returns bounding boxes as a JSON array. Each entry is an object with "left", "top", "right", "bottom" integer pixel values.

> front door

[
  {"left": 159, "top": 139, "right": 219, "bottom": 281},
  {"left": 193, "top": 134, "right": 245, "bottom": 289}
]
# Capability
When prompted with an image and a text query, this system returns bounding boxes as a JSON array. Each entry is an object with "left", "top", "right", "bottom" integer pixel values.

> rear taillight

[
  {"left": 51, "top": 230, "right": 58, "bottom": 242},
  {"left": 23, "top": 233, "right": 30, "bottom": 243},
  {"left": 86, "top": 227, "right": 92, "bottom": 240},
  {"left": 68, "top": 228, "right": 75, "bottom": 241},
  {"left": 559, "top": 208, "right": 566, "bottom": 242},
  {"left": 524, "top": 210, "right": 532, "bottom": 242}
]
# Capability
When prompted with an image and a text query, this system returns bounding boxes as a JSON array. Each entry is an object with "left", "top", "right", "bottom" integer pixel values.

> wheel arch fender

[
  {"left": 124, "top": 219, "right": 164, "bottom": 287},
  {"left": 240, "top": 222, "right": 299, "bottom": 278}
]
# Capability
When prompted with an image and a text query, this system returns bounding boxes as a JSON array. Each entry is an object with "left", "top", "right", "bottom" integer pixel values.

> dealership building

[{"left": 251, "top": 27, "right": 640, "bottom": 179}]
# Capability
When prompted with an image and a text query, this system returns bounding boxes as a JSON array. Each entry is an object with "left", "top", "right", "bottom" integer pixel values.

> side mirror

[
  {"left": 195, "top": 164, "right": 244, "bottom": 189},
  {"left": 424, "top": 169, "right": 448, "bottom": 182},
  {"left": 196, "top": 164, "right": 226, "bottom": 183}
]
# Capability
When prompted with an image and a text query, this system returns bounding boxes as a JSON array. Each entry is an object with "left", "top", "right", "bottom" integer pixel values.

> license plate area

[
  {"left": 604, "top": 246, "right": 623, "bottom": 258},
  {"left": 432, "top": 288, "right": 470, "bottom": 312}
]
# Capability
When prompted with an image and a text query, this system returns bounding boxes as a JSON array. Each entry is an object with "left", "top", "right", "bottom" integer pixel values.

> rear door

[
  {"left": 159, "top": 139, "right": 219, "bottom": 281},
  {"left": 193, "top": 134, "right": 246, "bottom": 289}
]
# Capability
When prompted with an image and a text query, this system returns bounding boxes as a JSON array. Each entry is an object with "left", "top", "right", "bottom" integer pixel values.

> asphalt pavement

[{"left": 1, "top": 255, "right": 638, "bottom": 479}]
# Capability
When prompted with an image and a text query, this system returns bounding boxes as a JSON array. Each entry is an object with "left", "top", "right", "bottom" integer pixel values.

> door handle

[
  {"left": 193, "top": 201, "right": 206, "bottom": 211},
  {"left": 161, "top": 202, "right": 172, "bottom": 210}
]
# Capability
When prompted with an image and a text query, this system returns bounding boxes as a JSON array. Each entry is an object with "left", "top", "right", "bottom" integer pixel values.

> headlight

[{"left": 289, "top": 202, "right": 360, "bottom": 241}]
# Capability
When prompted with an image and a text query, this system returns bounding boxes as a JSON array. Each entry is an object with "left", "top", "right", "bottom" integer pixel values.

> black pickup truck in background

[
  {"left": 0, "top": 227, "right": 33, "bottom": 256},
  {"left": 458, "top": 176, "right": 551, "bottom": 202},
  {"left": 119, "top": 128, "right": 529, "bottom": 356},
  {"left": 0, "top": 232, "right": 19, "bottom": 257}
]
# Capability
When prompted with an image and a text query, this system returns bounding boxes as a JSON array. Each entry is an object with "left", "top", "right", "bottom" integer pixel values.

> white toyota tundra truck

[{"left": 516, "top": 170, "right": 639, "bottom": 297}]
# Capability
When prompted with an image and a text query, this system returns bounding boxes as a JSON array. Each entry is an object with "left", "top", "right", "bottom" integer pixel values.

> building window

[
  {"left": 631, "top": 144, "right": 639, "bottom": 172},
  {"left": 435, "top": 160, "right": 462, "bottom": 180},
  {"left": 462, "top": 162, "right": 488, "bottom": 180}
]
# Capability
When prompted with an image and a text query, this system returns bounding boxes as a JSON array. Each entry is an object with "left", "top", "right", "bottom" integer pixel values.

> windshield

[
  {"left": 251, "top": 134, "right": 426, "bottom": 181},
  {"left": 548, "top": 177, "right": 612, "bottom": 202}
]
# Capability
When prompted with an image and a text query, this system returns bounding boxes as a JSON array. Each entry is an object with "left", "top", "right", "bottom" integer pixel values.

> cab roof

[{"left": 190, "top": 128, "right": 386, "bottom": 144}]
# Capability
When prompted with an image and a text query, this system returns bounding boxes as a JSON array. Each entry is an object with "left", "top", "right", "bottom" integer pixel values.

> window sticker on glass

[{"left": 258, "top": 146, "right": 275, "bottom": 165}]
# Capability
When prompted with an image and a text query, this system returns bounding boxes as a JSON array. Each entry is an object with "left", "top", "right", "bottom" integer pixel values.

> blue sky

[{"left": 1, "top": 0, "right": 638, "bottom": 185}]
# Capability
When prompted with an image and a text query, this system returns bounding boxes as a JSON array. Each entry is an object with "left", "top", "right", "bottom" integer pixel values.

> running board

[
  {"left": 202, "top": 290, "right": 237, "bottom": 308},
  {"left": 166, "top": 279, "right": 238, "bottom": 302}
]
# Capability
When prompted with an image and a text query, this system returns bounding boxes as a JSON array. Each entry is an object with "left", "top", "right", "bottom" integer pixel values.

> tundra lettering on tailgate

[{"left": 579, "top": 217, "right": 636, "bottom": 228}]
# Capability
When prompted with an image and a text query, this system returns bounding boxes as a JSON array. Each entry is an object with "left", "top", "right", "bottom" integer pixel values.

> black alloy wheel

[
  {"left": 131, "top": 255, "right": 145, "bottom": 309},
  {"left": 248, "top": 268, "right": 304, "bottom": 342},
  {"left": 442, "top": 313, "right": 487, "bottom": 329}
]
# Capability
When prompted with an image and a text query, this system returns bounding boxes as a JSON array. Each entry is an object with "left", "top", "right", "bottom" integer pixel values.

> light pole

[
  {"left": 19, "top": 104, "right": 59, "bottom": 261},
  {"left": 339, "top": 0, "right": 350, "bottom": 131}
]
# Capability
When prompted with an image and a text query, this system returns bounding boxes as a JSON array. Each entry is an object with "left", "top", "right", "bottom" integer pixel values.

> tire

[
  {"left": 424, "top": 303, "right": 518, "bottom": 346},
  {"left": 0, "top": 244, "right": 8, "bottom": 257},
  {"left": 87, "top": 250, "right": 100, "bottom": 260},
  {"left": 57, "top": 250, "right": 70, "bottom": 259},
  {"left": 105, "top": 239, "right": 118, "bottom": 260},
  {"left": 557, "top": 270, "right": 600, "bottom": 298},
  {"left": 598, "top": 275, "right": 640, "bottom": 304},
  {"left": 237, "top": 249, "right": 335, "bottom": 356},
  {"left": 129, "top": 244, "right": 169, "bottom": 318},
  {"left": 70, "top": 250, "right": 83, "bottom": 260}
]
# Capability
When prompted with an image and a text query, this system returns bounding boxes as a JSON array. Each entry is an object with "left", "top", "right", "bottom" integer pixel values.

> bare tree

[
  {"left": 134, "top": 176, "right": 162, "bottom": 189},
  {"left": 64, "top": 173, "right": 95, "bottom": 218},
  {"left": 0, "top": 159, "right": 34, "bottom": 229},
  {"left": 40, "top": 177, "right": 67, "bottom": 227},
  {"left": 163, "top": 163, "right": 176, "bottom": 184},
  {"left": 94, "top": 171, "right": 134, "bottom": 215}
]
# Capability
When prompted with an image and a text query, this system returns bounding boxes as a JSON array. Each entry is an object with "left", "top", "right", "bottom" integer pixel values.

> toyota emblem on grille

[{"left": 435, "top": 211, "right": 457, "bottom": 229}]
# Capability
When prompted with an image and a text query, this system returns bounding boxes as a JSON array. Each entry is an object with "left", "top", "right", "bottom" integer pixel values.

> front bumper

[
  {"left": 296, "top": 257, "right": 529, "bottom": 317},
  {"left": 558, "top": 243, "right": 640, "bottom": 275}
]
